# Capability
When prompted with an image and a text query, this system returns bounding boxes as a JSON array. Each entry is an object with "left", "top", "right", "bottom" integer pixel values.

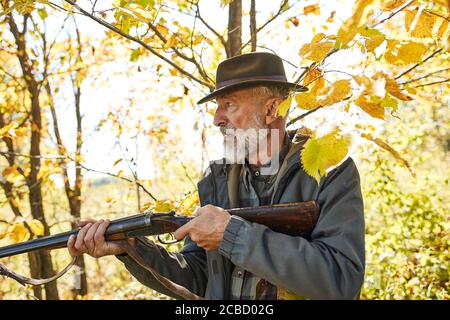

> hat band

[{"left": 216, "top": 75, "right": 287, "bottom": 89}]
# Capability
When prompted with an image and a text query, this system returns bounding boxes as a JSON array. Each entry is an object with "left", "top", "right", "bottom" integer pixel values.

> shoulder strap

[{"left": 226, "top": 165, "right": 242, "bottom": 208}]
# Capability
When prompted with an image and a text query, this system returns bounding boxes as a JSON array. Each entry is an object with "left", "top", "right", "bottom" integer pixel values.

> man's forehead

[{"left": 216, "top": 88, "right": 252, "bottom": 101}]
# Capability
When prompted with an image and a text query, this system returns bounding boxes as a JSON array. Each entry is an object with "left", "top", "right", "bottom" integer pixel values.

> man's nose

[{"left": 213, "top": 106, "right": 228, "bottom": 127}]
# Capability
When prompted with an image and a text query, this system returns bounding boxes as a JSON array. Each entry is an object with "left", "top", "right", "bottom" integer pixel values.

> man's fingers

[
  {"left": 67, "top": 234, "right": 81, "bottom": 257},
  {"left": 74, "top": 223, "right": 92, "bottom": 251},
  {"left": 174, "top": 221, "right": 193, "bottom": 241},
  {"left": 76, "top": 218, "right": 97, "bottom": 227},
  {"left": 84, "top": 220, "right": 102, "bottom": 252},
  {"left": 93, "top": 220, "right": 109, "bottom": 246}
]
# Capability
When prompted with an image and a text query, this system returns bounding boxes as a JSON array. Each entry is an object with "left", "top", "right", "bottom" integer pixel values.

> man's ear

[{"left": 265, "top": 98, "right": 284, "bottom": 125}]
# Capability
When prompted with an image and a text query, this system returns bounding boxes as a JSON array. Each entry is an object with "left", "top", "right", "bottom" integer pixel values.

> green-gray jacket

[{"left": 117, "top": 134, "right": 365, "bottom": 299}]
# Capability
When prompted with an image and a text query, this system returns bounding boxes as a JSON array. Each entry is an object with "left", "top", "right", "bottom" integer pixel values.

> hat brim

[{"left": 197, "top": 80, "right": 308, "bottom": 104}]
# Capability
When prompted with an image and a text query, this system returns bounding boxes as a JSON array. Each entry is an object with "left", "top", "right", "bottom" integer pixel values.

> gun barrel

[{"left": 0, "top": 213, "right": 152, "bottom": 259}]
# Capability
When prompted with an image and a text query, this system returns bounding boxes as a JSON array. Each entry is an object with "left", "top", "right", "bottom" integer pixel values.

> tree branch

[
  {"left": 412, "top": 78, "right": 450, "bottom": 88},
  {"left": 240, "top": 0, "right": 291, "bottom": 51},
  {"left": 62, "top": 0, "right": 214, "bottom": 90},
  {"left": 395, "top": 48, "right": 443, "bottom": 80},
  {"left": 370, "top": 0, "right": 415, "bottom": 28},
  {"left": 400, "top": 67, "right": 450, "bottom": 85}
]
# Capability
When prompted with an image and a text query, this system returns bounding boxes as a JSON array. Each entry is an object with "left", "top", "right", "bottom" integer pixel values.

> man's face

[
  {"left": 213, "top": 88, "right": 264, "bottom": 130},
  {"left": 213, "top": 88, "right": 270, "bottom": 164}
]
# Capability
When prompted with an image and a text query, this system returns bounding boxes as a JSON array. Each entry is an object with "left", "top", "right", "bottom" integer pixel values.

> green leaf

[
  {"left": 276, "top": 96, "right": 292, "bottom": 117},
  {"left": 37, "top": 8, "right": 47, "bottom": 20},
  {"left": 301, "top": 129, "right": 353, "bottom": 183},
  {"left": 130, "top": 48, "right": 141, "bottom": 62}
]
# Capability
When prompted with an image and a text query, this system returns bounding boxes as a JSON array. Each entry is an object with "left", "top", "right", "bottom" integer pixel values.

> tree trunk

[
  {"left": 27, "top": 84, "right": 60, "bottom": 300},
  {"left": 227, "top": 0, "right": 242, "bottom": 57},
  {"left": 70, "top": 77, "right": 88, "bottom": 298},
  {"left": 250, "top": 0, "right": 257, "bottom": 52},
  {"left": 7, "top": 13, "right": 60, "bottom": 300}
]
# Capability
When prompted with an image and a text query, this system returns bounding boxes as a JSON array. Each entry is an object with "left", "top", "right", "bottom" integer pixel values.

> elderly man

[{"left": 67, "top": 52, "right": 365, "bottom": 300}]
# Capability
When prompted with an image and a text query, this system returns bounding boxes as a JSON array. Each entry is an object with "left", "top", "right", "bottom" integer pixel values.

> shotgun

[
  {"left": 0, "top": 201, "right": 320, "bottom": 288},
  {"left": 0, "top": 201, "right": 319, "bottom": 259}
]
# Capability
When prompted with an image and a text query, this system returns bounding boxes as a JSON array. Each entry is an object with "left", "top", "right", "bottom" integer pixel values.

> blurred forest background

[{"left": 0, "top": 0, "right": 448, "bottom": 300}]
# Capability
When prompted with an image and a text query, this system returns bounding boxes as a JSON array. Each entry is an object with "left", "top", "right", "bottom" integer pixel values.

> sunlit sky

[{"left": 43, "top": 0, "right": 375, "bottom": 183}]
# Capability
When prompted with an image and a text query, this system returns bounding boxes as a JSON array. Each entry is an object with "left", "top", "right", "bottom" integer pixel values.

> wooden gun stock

[{"left": 227, "top": 201, "right": 319, "bottom": 237}]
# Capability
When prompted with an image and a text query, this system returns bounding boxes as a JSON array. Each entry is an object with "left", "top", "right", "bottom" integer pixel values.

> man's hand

[
  {"left": 174, "top": 205, "right": 231, "bottom": 251},
  {"left": 67, "top": 219, "right": 132, "bottom": 258}
]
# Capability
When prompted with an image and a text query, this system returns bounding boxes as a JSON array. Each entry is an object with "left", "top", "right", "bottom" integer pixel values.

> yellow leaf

[
  {"left": 220, "top": 0, "right": 234, "bottom": 7},
  {"left": 327, "top": 11, "right": 336, "bottom": 23},
  {"left": 2, "top": 164, "right": 19, "bottom": 177},
  {"left": 311, "top": 33, "right": 326, "bottom": 43},
  {"left": 382, "top": 0, "right": 409, "bottom": 10},
  {"left": 164, "top": 34, "right": 178, "bottom": 50},
  {"left": 169, "top": 68, "right": 178, "bottom": 76},
  {"left": 276, "top": 96, "right": 293, "bottom": 117},
  {"left": 180, "top": 191, "right": 200, "bottom": 216},
  {"left": 353, "top": 75, "right": 371, "bottom": 87},
  {"left": 384, "top": 40, "right": 427, "bottom": 65},
  {"left": 337, "top": 0, "right": 376, "bottom": 45},
  {"left": 301, "top": 129, "right": 353, "bottom": 183},
  {"left": 295, "top": 79, "right": 351, "bottom": 110},
  {"left": 411, "top": 11, "right": 437, "bottom": 38},
  {"left": 154, "top": 200, "right": 173, "bottom": 212},
  {"left": 303, "top": 4, "right": 320, "bottom": 16},
  {"left": 302, "top": 68, "right": 324, "bottom": 90},
  {"left": 296, "top": 127, "right": 314, "bottom": 136},
  {"left": 295, "top": 92, "right": 320, "bottom": 110},
  {"left": 360, "top": 27, "right": 386, "bottom": 52},
  {"left": 385, "top": 78, "right": 413, "bottom": 101},
  {"left": 319, "top": 80, "right": 352, "bottom": 106},
  {"left": 168, "top": 96, "right": 182, "bottom": 103},
  {"left": 405, "top": 9, "right": 417, "bottom": 30},
  {"left": 437, "top": 19, "right": 449, "bottom": 38},
  {"left": 28, "top": 219, "right": 44, "bottom": 236},
  {"left": 113, "top": 158, "right": 122, "bottom": 167},
  {"left": 10, "top": 198, "right": 19, "bottom": 209},
  {"left": 116, "top": 3, "right": 153, "bottom": 23},
  {"left": 8, "top": 222, "right": 30, "bottom": 243},
  {"left": 355, "top": 95, "right": 385, "bottom": 119},
  {"left": 299, "top": 40, "right": 334, "bottom": 62}
]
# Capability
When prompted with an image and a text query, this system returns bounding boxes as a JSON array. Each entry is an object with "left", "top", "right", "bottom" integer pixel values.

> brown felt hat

[{"left": 197, "top": 52, "right": 307, "bottom": 104}]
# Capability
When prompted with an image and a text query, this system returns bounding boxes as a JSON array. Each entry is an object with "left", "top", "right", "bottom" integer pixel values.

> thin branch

[
  {"left": 294, "top": 48, "right": 339, "bottom": 84},
  {"left": 400, "top": 67, "right": 450, "bottom": 85},
  {"left": 424, "top": 9, "right": 450, "bottom": 22},
  {"left": 193, "top": 1, "right": 229, "bottom": 57},
  {"left": 146, "top": 21, "right": 213, "bottom": 84},
  {"left": 240, "top": 0, "right": 291, "bottom": 51},
  {"left": 76, "top": 162, "right": 157, "bottom": 201},
  {"left": 63, "top": 0, "right": 213, "bottom": 90},
  {"left": 395, "top": 48, "right": 443, "bottom": 80},
  {"left": 286, "top": 105, "right": 325, "bottom": 128},
  {"left": 286, "top": 95, "right": 352, "bottom": 127},
  {"left": 370, "top": 0, "right": 414, "bottom": 28},
  {"left": 412, "top": 78, "right": 450, "bottom": 88},
  {"left": 0, "top": 151, "right": 66, "bottom": 160}
]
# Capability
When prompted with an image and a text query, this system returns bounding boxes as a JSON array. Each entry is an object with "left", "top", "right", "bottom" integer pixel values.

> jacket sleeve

[
  {"left": 218, "top": 158, "right": 365, "bottom": 299},
  {"left": 116, "top": 235, "right": 208, "bottom": 298}
]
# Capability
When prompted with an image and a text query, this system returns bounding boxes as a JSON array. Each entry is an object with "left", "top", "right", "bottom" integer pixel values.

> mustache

[{"left": 220, "top": 124, "right": 236, "bottom": 136}]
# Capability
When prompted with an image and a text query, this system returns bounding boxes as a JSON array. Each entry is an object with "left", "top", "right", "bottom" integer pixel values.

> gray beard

[{"left": 224, "top": 129, "right": 269, "bottom": 164}]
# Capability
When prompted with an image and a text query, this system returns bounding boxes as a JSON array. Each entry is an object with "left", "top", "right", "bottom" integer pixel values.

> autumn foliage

[{"left": 0, "top": 0, "right": 449, "bottom": 299}]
